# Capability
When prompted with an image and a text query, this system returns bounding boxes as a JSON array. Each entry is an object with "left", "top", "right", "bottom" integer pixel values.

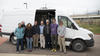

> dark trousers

[
  {"left": 16, "top": 39, "right": 24, "bottom": 51},
  {"left": 23, "top": 37, "right": 27, "bottom": 49},
  {"left": 51, "top": 34, "right": 58, "bottom": 49},
  {"left": 45, "top": 34, "right": 51, "bottom": 48}
]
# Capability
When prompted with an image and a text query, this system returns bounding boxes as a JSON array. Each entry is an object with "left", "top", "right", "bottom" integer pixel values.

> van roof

[{"left": 36, "top": 9, "right": 56, "bottom": 11}]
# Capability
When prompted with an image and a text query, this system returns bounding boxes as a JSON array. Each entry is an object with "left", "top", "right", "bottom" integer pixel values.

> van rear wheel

[
  {"left": 10, "top": 36, "right": 17, "bottom": 45},
  {"left": 72, "top": 40, "right": 86, "bottom": 52}
]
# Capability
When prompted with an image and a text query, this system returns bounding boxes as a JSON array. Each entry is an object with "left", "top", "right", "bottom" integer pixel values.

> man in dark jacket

[
  {"left": 43, "top": 20, "right": 51, "bottom": 49},
  {"left": 32, "top": 21, "right": 40, "bottom": 48}
]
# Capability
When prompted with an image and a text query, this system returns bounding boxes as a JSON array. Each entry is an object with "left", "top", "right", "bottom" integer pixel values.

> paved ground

[
  {"left": 0, "top": 35, "right": 100, "bottom": 56},
  {"left": 0, "top": 37, "right": 8, "bottom": 45}
]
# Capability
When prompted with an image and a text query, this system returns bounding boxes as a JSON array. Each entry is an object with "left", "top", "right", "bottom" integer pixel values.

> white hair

[{"left": 46, "top": 19, "right": 49, "bottom": 22}]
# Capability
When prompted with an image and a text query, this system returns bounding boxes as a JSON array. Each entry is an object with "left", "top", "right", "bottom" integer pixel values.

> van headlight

[{"left": 88, "top": 34, "right": 93, "bottom": 38}]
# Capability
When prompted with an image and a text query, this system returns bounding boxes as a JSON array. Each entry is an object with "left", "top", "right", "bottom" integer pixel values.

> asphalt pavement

[{"left": 0, "top": 35, "right": 100, "bottom": 56}]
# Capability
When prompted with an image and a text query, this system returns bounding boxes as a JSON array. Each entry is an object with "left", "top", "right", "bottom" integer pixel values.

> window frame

[{"left": 58, "top": 16, "right": 78, "bottom": 30}]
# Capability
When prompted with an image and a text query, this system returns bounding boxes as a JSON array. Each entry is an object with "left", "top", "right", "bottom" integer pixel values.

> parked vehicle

[
  {"left": 0, "top": 24, "right": 2, "bottom": 37},
  {"left": 0, "top": 7, "right": 94, "bottom": 51}
]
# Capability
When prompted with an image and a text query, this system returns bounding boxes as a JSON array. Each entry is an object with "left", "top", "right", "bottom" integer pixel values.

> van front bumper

[{"left": 85, "top": 38, "right": 94, "bottom": 47}]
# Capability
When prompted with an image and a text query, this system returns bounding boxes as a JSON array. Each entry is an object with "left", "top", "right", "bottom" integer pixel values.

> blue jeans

[
  {"left": 16, "top": 39, "right": 24, "bottom": 51},
  {"left": 26, "top": 38, "right": 33, "bottom": 50}
]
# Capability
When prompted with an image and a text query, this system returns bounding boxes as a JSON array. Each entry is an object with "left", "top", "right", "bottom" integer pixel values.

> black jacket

[
  {"left": 43, "top": 25, "right": 51, "bottom": 36},
  {"left": 21, "top": 24, "right": 26, "bottom": 28},
  {"left": 25, "top": 28, "right": 33, "bottom": 37},
  {"left": 21, "top": 24, "right": 26, "bottom": 38},
  {"left": 32, "top": 25, "right": 40, "bottom": 34}
]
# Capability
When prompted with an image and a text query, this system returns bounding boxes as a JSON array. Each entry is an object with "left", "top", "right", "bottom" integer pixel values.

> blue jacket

[{"left": 14, "top": 27, "right": 25, "bottom": 39}]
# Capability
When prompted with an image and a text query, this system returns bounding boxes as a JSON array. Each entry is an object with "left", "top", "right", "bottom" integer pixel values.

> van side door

[{"left": 58, "top": 16, "right": 78, "bottom": 39}]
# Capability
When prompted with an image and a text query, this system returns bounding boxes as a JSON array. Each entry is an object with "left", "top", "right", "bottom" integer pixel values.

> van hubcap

[
  {"left": 75, "top": 43, "right": 83, "bottom": 50},
  {"left": 11, "top": 36, "right": 17, "bottom": 44}
]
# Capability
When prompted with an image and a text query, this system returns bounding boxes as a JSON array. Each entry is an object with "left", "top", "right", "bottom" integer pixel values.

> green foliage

[{"left": 79, "top": 24, "right": 100, "bottom": 34}]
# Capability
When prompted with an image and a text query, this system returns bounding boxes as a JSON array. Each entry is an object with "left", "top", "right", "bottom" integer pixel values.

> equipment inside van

[{"left": 35, "top": 9, "right": 55, "bottom": 25}]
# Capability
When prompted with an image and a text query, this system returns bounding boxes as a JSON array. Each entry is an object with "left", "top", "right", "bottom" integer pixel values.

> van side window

[
  {"left": 58, "top": 16, "right": 77, "bottom": 29},
  {"left": 58, "top": 16, "right": 68, "bottom": 27},
  {"left": 67, "top": 19, "right": 72, "bottom": 28}
]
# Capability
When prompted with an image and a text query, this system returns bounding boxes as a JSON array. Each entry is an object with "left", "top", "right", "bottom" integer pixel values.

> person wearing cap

[
  {"left": 57, "top": 20, "right": 66, "bottom": 54},
  {"left": 43, "top": 20, "right": 51, "bottom": 49}
]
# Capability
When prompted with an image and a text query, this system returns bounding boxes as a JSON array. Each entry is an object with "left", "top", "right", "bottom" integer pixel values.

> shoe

[
  {"left": 20, "top": 50, "right": 24, "bottom": 53},
  {"left": 60, "top": 50, "right": 62, "bottom": 52},
  {"left": 16, "top": 51, "right": 20, "bottom": 54},
  {"left": 40, "top": 47, "right": 43, "bottom": 49},
  {"left": 29, "top": 50, "right": 32, "bottom": 52},
  {"left": 51, "top": 49, "right": 54, "bottom": 52},
  {"left": 51, "top": 49, "right": 56, "bottom": 52},
  {"left": 53, "top": 49, "right": 56, "bottom": 52}
]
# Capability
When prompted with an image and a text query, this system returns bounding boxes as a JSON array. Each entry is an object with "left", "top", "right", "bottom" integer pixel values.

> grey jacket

[{"left": 57, "top": 25, "right": 66, "bottom": 37}]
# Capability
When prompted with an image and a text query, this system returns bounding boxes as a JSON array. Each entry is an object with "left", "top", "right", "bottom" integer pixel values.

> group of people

[{"left": 14, "top": 18, "right": 67, "bottom": 54}]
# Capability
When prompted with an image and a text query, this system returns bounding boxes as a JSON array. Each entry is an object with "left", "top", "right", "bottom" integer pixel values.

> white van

[{"left": 0, "top": 8, "right": 94, "bottom": 52}]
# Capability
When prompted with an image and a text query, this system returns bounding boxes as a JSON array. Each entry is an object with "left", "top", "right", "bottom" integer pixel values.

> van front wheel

[{"left": 72, "top": 40, "right": 86, "bottom": 52}]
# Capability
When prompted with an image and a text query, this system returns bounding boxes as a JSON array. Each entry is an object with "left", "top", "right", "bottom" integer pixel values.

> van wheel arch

[
  {"left": 9, "top": 32, "right": 14, "bottom": 41},
  {"left": 9, "top": 32, "right": 17, "bottom": 45},
  {"left": 70, "top": 38, "right": 87, "bottom": 52}
]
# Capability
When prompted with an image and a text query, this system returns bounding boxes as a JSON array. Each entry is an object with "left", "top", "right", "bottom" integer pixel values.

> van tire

[
  {"left": 72, "top": 40, "right": 86, "bottom": 52},
  {"left": 10, "top": 33, "right": 17, "bottom": 45},
  {"left": 11, "top": 36, "right": 17, "bottom": 45}
]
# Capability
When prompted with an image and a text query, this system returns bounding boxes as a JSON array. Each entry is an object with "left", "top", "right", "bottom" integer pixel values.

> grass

[{"left": 78, "top": 24, "right": 100, "bottom": 34}]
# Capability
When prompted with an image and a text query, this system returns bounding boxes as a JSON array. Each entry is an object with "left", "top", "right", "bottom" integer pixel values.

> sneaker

[
  {"left": 40, "top": 47, "right": 43, "bottom": 49},
  {"left": 51, "top": 49, "right": 56, "bottom": 52},
  {"left": 53, "top": 49, "right": 56, "bottom": 52},
  {"left": 20, "top": 50, "right": 24, "bottom": 53},
  {"left": 60, "top": 50, "right": 62, "bottom": 52},
  {"left": 16, "top": 51, "right": 20, "bottom": 54},
  {"left": 51, "top": 49, "right": 54, "bottom": 52},
  {"left": 28, "top": 50, "right": 32, "bottom": 52},
  {"left": 64, "top": 52, "right": 67, "bottom": 54}
]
